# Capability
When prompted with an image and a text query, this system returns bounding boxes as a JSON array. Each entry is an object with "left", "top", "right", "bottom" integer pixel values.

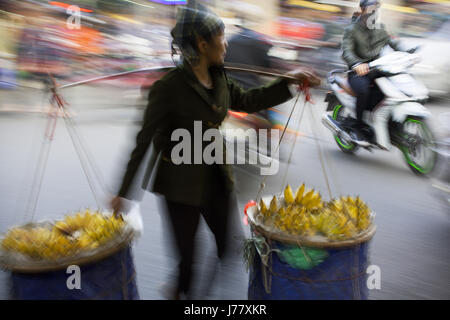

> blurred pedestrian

[
  {"left": 224, "top": 6, "right": 277, "bottom": 131},
  {"left": 225, "top": 5, "right": 272, "bottom": 89},
  {"left": 111, "top": 3, "right": 320, "bottom": 299}
]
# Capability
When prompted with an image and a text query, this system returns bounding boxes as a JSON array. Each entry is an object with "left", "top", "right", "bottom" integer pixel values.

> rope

[
  {"left": 23, "top": 92, "right": 59, "bottom": 222},
  {"left": 17, "top": 91, "right": 49, "bottom": 223},
  {"left": 307, "top": 92, "right": 345, "bottom": 199},
  {"left": 351, "top": 244, "right": 362, "bottom": 300},
  {"left": 24, "top": 136, "right": 52, "bottom": 222},
  {"left": 262, "top": 238, "right": 273, "bottom": 294},
  {"left": 255, "top": 89, "right": 303, "bottom": 202},
  {"left": 60, "top": 107, "right": 102, "bottom": 209},
  {"left": 72, "top": 118, "right": 110, "bottom": 195},
  {"left": 253, "top": 232, "right": 365, "bottom": 297},
  {"left": 23, "top": 73, "right": 113, "bottom": 222},
  {"left": 307, "top": 103, "right": 333, "bottom": 200},
  {"left": 259, "top": 244, "right": 368, "bottom": 284},
  {"left": 254, "top": 80, "right": 335, "bottom": 204},
  {"left": 267, "top": 264, "right": 368, "bottom": 284},
  {"left": 58, "top": 98, "right": 111, "bottom": 204},
  {"left": 280, "top": 98, "right": 309, "bottom": 192},
  {"left": 47, "top": 74, "right": 102, "bottom": 208},
  {"left": 52, "top": 74, "right": 112, "bottom": 205}
]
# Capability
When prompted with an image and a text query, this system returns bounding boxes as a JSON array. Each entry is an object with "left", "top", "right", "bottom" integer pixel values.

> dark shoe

[
  {"left": 350, "top": 122, "right": 373, "bottom": 146},
  {"left": 359, "top": 124, "right": 375, "bottom": 142},
  {"left": 350, "top": 129, "right": 370, "bottom": 147}
]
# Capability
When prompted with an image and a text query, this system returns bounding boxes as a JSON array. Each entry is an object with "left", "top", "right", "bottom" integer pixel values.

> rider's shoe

[
  {"left": 351, "top": 131, "right": 371, "bottom": 147},
  {"left": 351, "top": 123, "right": 373, "bottom": 147}
]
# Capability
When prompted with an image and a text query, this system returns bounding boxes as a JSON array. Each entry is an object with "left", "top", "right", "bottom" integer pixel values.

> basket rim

[
  {"left": 247, "top": 201, "right": 376, "bottom": 249},
  {"left": 0, "top": 221, "right": 135, "bottom": 273}
]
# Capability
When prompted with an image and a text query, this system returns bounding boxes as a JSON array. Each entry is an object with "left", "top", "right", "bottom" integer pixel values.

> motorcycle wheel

[
  {"left": 400, "top": 117, "right": 437, "bottom": 175},
  {"left": 331, "top": 103, "right": 358, "bottom": 154}
]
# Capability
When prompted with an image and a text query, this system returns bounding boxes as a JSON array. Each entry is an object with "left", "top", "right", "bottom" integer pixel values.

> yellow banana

[
  {"left": 301, "top": 189, "right": 314, "bottom": 206},
  {"left": 269, "top": 196, "right": 278, "bottom": 215},
  {"left": 284, "top": 185, "right": 295, "bottom": 205},
  {"left": 295, "top": 184, "right": 305, "bottom": 204}
]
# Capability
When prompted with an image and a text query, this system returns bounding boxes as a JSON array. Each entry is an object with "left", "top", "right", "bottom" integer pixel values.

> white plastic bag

[{"left": 123, "top": 201, "right": 144, "bottom": 238}]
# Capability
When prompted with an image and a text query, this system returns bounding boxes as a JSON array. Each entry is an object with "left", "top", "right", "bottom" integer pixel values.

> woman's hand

[
  {"left": 110, "top": 196, "right": 124, "bottom": 218},
  {"left": 285, "top": 67, "right": 321, "bottom": 87}
]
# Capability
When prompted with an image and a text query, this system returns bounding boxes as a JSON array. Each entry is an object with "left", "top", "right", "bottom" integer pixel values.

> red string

[
  {"left": 298, "top": 79, "right": 314, "bottom": 104},
  {"left": 45, "top": 75, "right": 69, "bottom": 140}
]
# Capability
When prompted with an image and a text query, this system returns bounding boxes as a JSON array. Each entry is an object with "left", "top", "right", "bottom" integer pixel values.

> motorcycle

[
  {"left": 322, "top": 50, "right": 437, "bottom": 175},
  {"left": 429, "top": 113, "right": 450, "bottom": 208},
  {"left": 430, "top": 137, "right": 450, "bottom": 207}
]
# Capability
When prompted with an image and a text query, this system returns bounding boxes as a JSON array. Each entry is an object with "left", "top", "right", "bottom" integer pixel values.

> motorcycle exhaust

[{"left": 322, "top": 114, "right": 354, "bottom": 143}]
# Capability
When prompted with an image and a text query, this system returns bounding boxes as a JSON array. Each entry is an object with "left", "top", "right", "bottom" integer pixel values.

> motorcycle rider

[{"left": 342, "top": 0, "right": 414, "bottom": 144}]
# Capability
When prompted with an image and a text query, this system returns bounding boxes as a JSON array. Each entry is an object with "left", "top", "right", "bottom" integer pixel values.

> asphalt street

[{"left": 0, "top": 84, "right": 448, "bottom": 299}]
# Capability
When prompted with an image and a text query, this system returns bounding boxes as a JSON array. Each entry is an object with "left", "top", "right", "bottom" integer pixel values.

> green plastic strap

[{"left": 276, "top": 244, "right": 329, "bottom": 270}]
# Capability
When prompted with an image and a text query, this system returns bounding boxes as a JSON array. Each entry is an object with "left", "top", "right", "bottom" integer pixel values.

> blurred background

[
  {"left": 1, "top": 0, "right": 449, "bottom": 93},
  {"left": 0, "top": 0, "right": 449, "bottom": 300}
]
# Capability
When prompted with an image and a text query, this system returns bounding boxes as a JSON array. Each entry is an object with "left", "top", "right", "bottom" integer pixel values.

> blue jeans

[{"left": 348, "top": 72, "right": 384, "bottom": 126}]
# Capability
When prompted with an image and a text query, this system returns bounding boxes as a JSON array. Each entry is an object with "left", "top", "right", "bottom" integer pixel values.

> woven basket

[
  {"left": 247, "top": 196, "right": 376, "bottom": 249},
  {"left": 0, "top": 220, "right": 135, "bottom": 273}
]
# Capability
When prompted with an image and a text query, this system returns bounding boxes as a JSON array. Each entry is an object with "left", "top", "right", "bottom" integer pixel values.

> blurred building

[{"left": 0, "top": 0, "right": 448, "bottom": 89}]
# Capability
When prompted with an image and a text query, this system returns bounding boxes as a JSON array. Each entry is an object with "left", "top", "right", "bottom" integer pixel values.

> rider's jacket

[{"left": 342, "top": 14, "right": 403, "bottom": 69}]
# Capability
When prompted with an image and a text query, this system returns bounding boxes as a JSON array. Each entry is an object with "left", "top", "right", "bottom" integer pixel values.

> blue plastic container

[
  {"left": 10, "top": 246, "right": 139, "bottom": 300},
  {"left": 248, "top": 240, "right": 371, "bottom": 300}
]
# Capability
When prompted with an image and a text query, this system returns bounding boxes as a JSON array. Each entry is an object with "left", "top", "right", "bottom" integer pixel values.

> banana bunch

[
  {"left": 1, "top": 227, "right": 75, "bottom": 259},
  {"left": 320, "top": 196, "right": 372, "bottom": 240},
  {"left": 256, "top": 184, "right": 373, "bottom": 240},
  {"left": 284, "top": 184, "right": 323, "bottom": 211},
  {"left": 258, "top": 184, "right": 323, "bottom": 236},
  {"left": 1, "top": 210, "right": 125, "bottom": 260}
]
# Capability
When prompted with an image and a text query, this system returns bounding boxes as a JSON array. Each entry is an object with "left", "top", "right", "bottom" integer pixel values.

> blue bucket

[
  {"left": 248, "top": 240, "right": 372, "bottom": 300},
  {"left": 10, "top": 246, "right": 139, "bottom": 300}
]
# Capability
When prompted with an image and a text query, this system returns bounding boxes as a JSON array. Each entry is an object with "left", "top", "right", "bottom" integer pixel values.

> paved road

[{"left": 0, "top": 85, "right": 448, "bottom": 299}]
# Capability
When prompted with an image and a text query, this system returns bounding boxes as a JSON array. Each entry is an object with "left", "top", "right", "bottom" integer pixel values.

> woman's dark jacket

[{"left": 118, "top": 63, "right": 292, "bottom": 207}]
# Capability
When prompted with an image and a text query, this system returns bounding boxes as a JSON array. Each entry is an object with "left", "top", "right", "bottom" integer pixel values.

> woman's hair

[{"left": 171, "top": 4, "right": 224, "bottom": 65}]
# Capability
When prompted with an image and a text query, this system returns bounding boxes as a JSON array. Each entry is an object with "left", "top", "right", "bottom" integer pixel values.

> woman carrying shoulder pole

[{"left": 111, "top": 3, "right": 320, "bottom": 299}]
